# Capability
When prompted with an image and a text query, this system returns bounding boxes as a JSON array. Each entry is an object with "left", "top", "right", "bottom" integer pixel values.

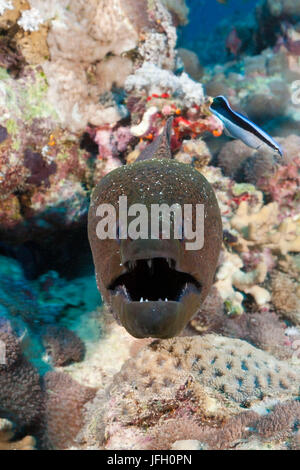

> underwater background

[{"left": 0, "top": 0, "right": 299, "bottom": 450}]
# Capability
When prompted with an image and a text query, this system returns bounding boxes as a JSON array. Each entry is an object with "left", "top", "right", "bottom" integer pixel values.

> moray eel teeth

[
  {"left": 107, "top": 252, "right": 202, "bottom": 338},
  {"left": 108, "top": 256, "right": 201, "bottom": 304}
]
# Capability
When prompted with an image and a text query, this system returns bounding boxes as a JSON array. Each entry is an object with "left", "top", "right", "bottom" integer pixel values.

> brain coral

[
  {"left": 116, "top": 335, "right": 299, "bottom": 404},
  {"left": 80, "top": 335, "right": 300, "bottom": 450}
]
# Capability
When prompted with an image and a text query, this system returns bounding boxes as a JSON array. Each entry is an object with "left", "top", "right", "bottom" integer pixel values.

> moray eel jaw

[{"left": 108, "top": 249, "right": 202, "bottom": 338}]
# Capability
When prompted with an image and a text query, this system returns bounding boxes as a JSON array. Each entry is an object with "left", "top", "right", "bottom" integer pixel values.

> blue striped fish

[{"left": 210, "top": 96, "right": 283, "bottom": 158}]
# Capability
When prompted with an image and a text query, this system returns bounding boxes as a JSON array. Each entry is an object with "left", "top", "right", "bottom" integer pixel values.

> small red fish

[{"left": 226, "top": 28, "right": 242, "bottom": 56}]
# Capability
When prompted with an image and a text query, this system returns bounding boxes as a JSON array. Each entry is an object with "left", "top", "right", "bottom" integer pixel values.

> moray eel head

[{"left": 88, "top": 119, "right": 222, "bottom": 338}]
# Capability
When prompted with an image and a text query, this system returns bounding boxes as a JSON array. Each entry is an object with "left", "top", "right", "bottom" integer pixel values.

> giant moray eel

[{"left": 88, "top": 118, "right": 222, "bottom": 338}]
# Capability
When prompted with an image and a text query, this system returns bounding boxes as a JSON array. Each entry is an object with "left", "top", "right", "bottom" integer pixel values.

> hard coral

[
  {"left": 223, "top": 312, "right": 293, "bottom": 360},
  {"left": 41, "top": 0, "right": 177, "bottom": 131},
  {"left": 160, "top": 0, "right": 189, "bottom": 26},
  {"left": 271, "top": 271, "right": 300, "bottom": 325},
  {"left": 215, "top": 250, "right": 270, "bottom": 313},
  {"left": 42, "top": 326, "right": 85, "bottom": 367},
  {"left": 147, "top": 411, "right": 260, "bottom": 450},
  {"left": 80, "top": 334, "right": 300, "bottom": 450},
  {"left": 255, "top": 400, "right": 300, "bottom": 441},
  {"left": 243, "top": 151, "right": 278, "bottom": 188},
  {"left": 148, "top": 399, "right": 300, "bottom": 450},
  {"left": 125, "top": 62, "right": 205, "bottom": 109},
  {"left": 0, "top": 0, "right": 14, "bottom": 16},
  {"left": 258, "top": 157, "right": 300, "bottom": 219},
  {"left": 0, "top": 63, "right": 97, "bottom": 239},
  {"left": 230, "top": 200, "right": 300, "bottom": 255},
  {"left": 0, "top": 331, "right": 44, "bottom": 433},
  {"left": 43, "top": 371, "right": 96, "bottom": 450},
  {"left": 190, "top": 291, "right": 293, "bottom": 360},
  {"left": 177, "top": 48, "right": 203, "bottom": 81},
  {"left": 189, "top": 286, "right": 225, "bottom": 334},
  {"left": 17, "top": 7, "right": 44, "bottom": 32},
  {"left": 175, "top": 138, "right": 211, "bottom": 168},
  {"left": 243, "top": 81, "right": 289, "bottom": 123},
  {"left": 217, "top": 140, "right": 254, "bottom": 179},
  {"left": 266, "top": 0, "right": 300, "bottom": 18}
]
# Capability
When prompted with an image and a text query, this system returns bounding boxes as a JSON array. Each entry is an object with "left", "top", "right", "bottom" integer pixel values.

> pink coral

[
  {"left": 259, "top": 158, "right": 300, "bottom": 218},
  {"left": 43, "top": 372, "right": 96, "bottom": 449},
  {"left": 147, "top": 400, "right": 300, "bottom": 450},
  {"left": 42, "top": 326, "right": 85, "bottom": 367},
  {"left": 222, "top": 311, "right": 293, "bottom": 360}
]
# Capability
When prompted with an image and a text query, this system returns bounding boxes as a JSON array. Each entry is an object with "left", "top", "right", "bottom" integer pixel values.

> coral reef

[
  {"left": 43, "top": 371, "right": 96, "bottom": 449},
  {"left": 0, "top": 255, "right": 99, "bottom": 330},
  {"left": 0, "top": 320, "right": 96, "bottom": 449},
  {"left": 125, "top": 62, "right": 205, "bottom": 108},
  {"left": 0, "top": 330, "right": 44, "bottom": 433},
  {"left": 222, "top": 311, "right": 295, "bottom": 360},
  {"left": 217, "top": 140, "right": 254, "bottom": 179},
  {"left": 0, "top": 0, "right": 194, "bottom": 243},
  {"left": 79, "top": 334, "right": 300, "bottom": 450},
  {"left": 271, "top": 271, "right": 300, "bottom": 325},
  {"left": 177, "top": 48, "right": 203, "bottom": 81},
  {"left": 148, "top": 399, "right": 300, "bottom": 450},
  {"left": 161, "top": 0, "right": 189, "bottom": 26},
  {"left": 42, "top": 326, "right": 85, "bottom": 367},
  {"left": 202, "top": 46, "right": 296, "bottom": 133},
  {"left": 37, "top": 0, "right": 178, "bottom": 132},
  {"left": 0, "top": 64, "right": 93, "bottom": 240},
  {"left": 0, "top": 0, "right": 299, "bottom": 452}
]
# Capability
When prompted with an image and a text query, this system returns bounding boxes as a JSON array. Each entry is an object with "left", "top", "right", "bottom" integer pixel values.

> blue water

[{"left": 178, "top": 0, "right": 260, "bottom": 64}]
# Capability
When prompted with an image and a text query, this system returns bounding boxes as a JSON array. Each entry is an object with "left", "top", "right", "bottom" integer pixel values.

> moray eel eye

[{"left": 109, "top": 257, "right": 201, "bottom": 303}]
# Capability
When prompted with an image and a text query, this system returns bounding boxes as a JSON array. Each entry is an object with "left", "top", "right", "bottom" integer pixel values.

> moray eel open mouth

[
  {"left": 108, "top": 256, "right": 202, "bottom": 338},
  {"left": 109, "top": 257, "right": 201, "bottom": 303}
]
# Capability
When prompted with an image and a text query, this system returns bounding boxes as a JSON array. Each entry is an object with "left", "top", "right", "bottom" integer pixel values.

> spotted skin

[{"left": 88, "top": 120, "right": 222, "bottom": 338}]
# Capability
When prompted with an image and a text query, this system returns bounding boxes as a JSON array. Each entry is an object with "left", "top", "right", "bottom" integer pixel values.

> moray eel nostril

[{"left": 88, "top": 117, "right": 223, "bottom": 338}]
